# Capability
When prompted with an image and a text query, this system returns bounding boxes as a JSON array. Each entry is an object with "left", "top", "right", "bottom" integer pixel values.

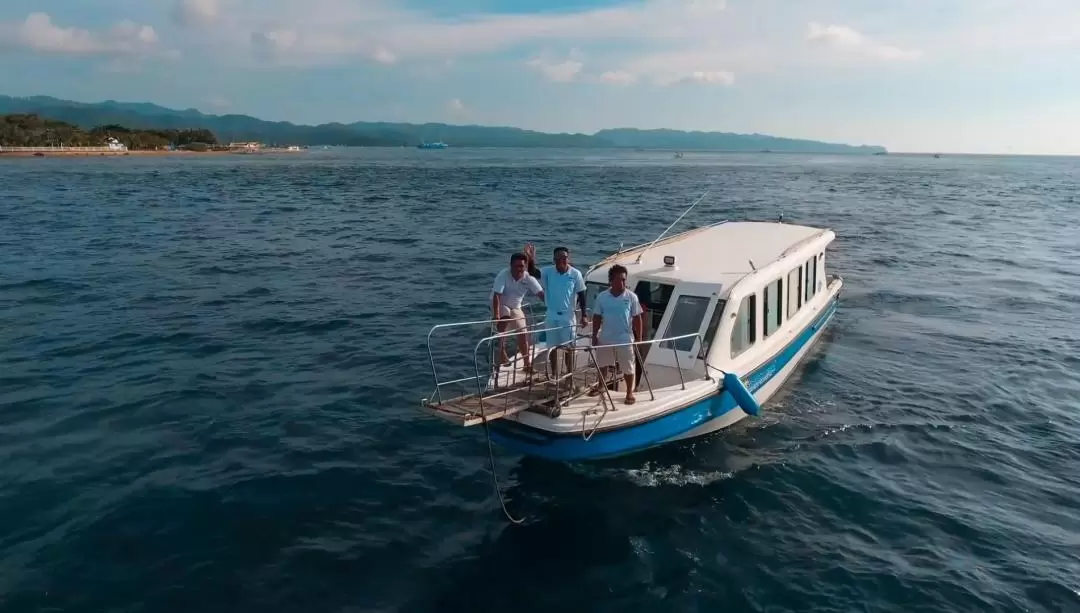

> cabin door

[
  {"left": 644, "top": 282, "right": 724, "bottom": 371},
  {"left": 633, "top": 280, "right": 676, "bottom": 343}
]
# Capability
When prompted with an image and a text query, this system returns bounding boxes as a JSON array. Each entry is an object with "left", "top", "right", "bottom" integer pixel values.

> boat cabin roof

[{"left": 585, "top": 221, "right": 831, "bottom": 293}]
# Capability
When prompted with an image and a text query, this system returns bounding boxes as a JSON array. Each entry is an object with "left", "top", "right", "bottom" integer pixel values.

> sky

[{"left": 0, "top": 0, "right": 1078, "bottom": 154}]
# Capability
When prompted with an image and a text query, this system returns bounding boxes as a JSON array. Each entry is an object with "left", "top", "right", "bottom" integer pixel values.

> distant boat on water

[{"left": 417, "top": 141, "right": 448, "bottom": 149}]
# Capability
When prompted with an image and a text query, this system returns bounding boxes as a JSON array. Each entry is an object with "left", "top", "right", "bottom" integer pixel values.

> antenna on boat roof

[{"left": 635, "top": 189, "right": 711, "bottom": 264}]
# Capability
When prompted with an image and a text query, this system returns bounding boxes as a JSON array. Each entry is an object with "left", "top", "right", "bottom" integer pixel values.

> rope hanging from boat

[
  {"left": 480, "top": 412, "right": 525, "bottom": 524},
  {"left": 480, "top": 322, "right": 525, "bottom": 524},
  {"left": 705, "top": 363, "right": 728, "bottom": 379}
]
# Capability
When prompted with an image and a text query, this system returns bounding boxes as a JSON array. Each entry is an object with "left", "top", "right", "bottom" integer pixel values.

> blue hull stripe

[{"left": 487, "top": 297, "right": 839, "bottom": 461}]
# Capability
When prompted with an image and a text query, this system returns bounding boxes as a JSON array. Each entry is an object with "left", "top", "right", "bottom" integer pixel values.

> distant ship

[{"left": 417, "top": 141, "right": 448, "bottom": 149}]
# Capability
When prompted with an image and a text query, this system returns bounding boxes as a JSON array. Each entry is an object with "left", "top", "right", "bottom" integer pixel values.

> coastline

[{"left": 0, "top": 148, "right": 305, "bottom": 158}]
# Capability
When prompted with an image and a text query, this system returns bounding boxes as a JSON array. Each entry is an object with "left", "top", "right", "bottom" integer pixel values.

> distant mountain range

[{"left": 0, "top": 95, "right": 886, "bottom": 153}]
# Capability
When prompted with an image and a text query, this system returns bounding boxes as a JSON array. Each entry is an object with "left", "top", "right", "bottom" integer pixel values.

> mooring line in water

[
  {"left": 480, "top": 412, "right": 525, "bottom": 524},
  {"left": 479, "top": 324, "right": 525, "bottom": 524}
]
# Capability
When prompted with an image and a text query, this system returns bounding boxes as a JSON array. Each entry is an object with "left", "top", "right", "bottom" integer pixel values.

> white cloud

[
  {"left": 167, "top": 0, "right": 935, "bottom": 81},
  {"left": 686, "top": 0, "right": 727, "bottom": 11},
  {"left": 250, "top": 28, "right": 298, "bottom": 58},
  {"left": 609, "top": 48, "right": 737, "bottom": 86},
  {"left": 182, "top": 0, "right": 735, "bottom": 68},
  {"left": 917, "top": 0, "right": 1080, "bottom": 54},
  {"left": 599, "top": 70, "right": 638, "bottom": 85},
  {"left": 527, "top": 58, "right": 584, "bottom": 83},
  {"left": 204, "top": 96, "right": 230, "bottom": 110},
  {"left": 686, "top": 70, "right": 735, "bottom": 85},
  {"left": 374, "top": 47, "right": 396, "bottom": 64},
  {"left": 446, "top": 98, "right": 468, "bottom": 118},
  {"left": 807, "top": 22, "right": 923, "bottom": 61},
  {"left": 0, "top": 13, "right": 162, "bottom": 58},
  {"left": 114, "top": 21, "right": 159, "bottom": 46},
  {"left": 174, "top": 0, "right": 221, "bottom": 27}
]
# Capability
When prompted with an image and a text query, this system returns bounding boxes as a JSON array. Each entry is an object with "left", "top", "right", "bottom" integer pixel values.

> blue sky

[{"left": 1, "top": 0, "right": 1078, "bottom": 154}]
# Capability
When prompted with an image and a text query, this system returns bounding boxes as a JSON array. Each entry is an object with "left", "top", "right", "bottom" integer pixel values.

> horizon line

[
  {"left": 4, "top": 93, "right": 1079, "bottom": 156},
  {"left": 0, "top": 93, "right": 886, "bottom": 150}
]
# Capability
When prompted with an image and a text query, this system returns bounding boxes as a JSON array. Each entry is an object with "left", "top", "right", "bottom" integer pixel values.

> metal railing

[
  {"left": 466, "top": 321, "right": 584, "bottom": 422},
  {"left": 575, "top": 332, "right": 707, "bottom": 438},
  {"left": 426, "top": 312, "right": 713, "bottom": 436},
  {"left": 467, "top": 329, "right": 710, "bottom": 435},
  {"left": 424, "top": 303, "right": 551, "bottom": 404}
]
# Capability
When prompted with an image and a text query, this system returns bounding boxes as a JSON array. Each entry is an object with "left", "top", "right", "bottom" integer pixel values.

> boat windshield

[
  {"left": 658, "top": 295, "right": 714, "bottom": 352},
  {"left": 585, "top": 281, "right": 608, "bottom": 315}
]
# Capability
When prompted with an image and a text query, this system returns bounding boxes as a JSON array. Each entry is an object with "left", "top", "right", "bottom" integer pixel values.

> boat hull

[{"left": 488, "top": 294, "right": 839, "bottom": 461}]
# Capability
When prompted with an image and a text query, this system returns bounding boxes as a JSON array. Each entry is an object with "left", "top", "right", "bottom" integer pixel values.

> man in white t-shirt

[
  {"left": 590, "top": 264, "right": 643, "bottom": 405},
  {"left": 492, "top": 252, "right": 544, "bottom": 371}
]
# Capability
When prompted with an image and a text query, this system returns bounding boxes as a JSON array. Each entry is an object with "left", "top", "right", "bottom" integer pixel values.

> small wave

[
  {"left": 196, "top": 265, "right": 244, "bottom": 275},
  {"left": 0, "top": 278, "right": 89, "bottom": 291},
  {"left": 618, "top": 462, "right": 735, "bottom": 487},
  {"left": 239, "top": 317, "right": 352, "bottom": 334},
  {"left": 373, "top": 236, "right": 421, "bottom": 246}
]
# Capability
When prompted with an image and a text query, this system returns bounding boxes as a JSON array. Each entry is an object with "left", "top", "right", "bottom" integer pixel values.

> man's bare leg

[
  {"left": 563, "top": 347, "right": 576, "bottom": 389},
  {"left": 496, "top": 319, "right": 509, "bottom": 364},
  {"left": 515, "top": 331, "right": 533, "bottom": 373},
  {"left": 548, "top": 347, "right": 560, "bottom": 380},
  {"left": 623, "top": 373, "right": 636, "bottom": 404}
]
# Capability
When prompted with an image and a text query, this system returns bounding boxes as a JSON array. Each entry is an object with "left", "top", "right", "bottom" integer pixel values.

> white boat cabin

[{"left": 582, "top": 220, "right": 837, "bottom": 389}]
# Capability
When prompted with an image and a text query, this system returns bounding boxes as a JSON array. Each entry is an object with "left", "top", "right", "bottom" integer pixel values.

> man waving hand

[{"left": 525, "top": 243, "right": 587, "bottom": 379}]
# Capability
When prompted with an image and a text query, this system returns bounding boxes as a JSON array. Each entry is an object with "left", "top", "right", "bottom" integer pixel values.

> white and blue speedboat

[{"left": 422, "top": 216, "right": 843, "bottom": 462}]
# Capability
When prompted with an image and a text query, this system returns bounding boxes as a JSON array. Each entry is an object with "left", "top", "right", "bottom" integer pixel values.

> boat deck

[{"left": 422, "top": 362, "right": 609, "bottom": 427}]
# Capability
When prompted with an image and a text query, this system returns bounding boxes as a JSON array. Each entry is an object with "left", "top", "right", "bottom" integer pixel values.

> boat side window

[
  {"left": 698, "top": 299, "right": 726, "bottom": 360},
  {"left": 659, "top": 295, "right": 712, "bottom": 352},
  {"left": 787, "top": 266, "right": 802, "bottom": 318},
  {"left": 804, "top": 255, "right": 817, "bottom": 302},
  {"left": 730, "top": 294, "right": 757, "bottom": 358},
  {"left": 763, "top": 278, "right": 782, "bottom": 337}
]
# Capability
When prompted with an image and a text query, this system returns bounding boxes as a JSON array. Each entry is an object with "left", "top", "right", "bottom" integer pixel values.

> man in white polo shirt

[
  {"left": 590, "top": 264, "right": 643, "bottom": 405},
  {"left": 525, "top": 244, "right": 587, "bottom": 379},
  {"left": 492, "top": 252, "right": 544, "bottom": 371}
]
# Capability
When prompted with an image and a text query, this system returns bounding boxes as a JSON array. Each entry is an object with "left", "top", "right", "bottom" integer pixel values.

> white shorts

[
  {"left": 498, "top": 306, "right": 527, "bottom": 331},
  {"left": 545, "top": 319, "right": 577, "bottom": 348},
  {"left": 594, "top": 344, "right": 635, "bottom": 376}
]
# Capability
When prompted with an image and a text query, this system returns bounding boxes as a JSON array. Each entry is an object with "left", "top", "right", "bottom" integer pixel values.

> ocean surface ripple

[{"left": 1, "top": 149, "right": 1079, "bottom": 613}]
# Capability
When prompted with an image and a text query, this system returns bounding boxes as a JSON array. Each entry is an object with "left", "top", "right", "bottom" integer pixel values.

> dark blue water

[{"left": 2, "top": 149, "right": 1079, "bottom": 613}]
